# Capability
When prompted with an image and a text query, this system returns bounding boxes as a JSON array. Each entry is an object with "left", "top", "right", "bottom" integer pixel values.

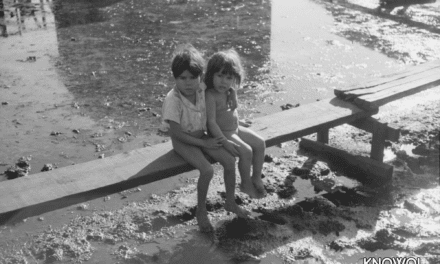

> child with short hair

[
  {"left": 205, "top": 49, "right": 267, "bottom": 199},
  {"left": 161, "top": 44, "right": 250, "bottom": 232}
]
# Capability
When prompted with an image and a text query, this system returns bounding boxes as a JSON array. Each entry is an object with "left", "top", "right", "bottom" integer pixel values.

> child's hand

[
  {"left": 239, "top": 120, "right": 252, "bottom": 128},
  {"left": 227, "top": 89, "right": 238, "bottom": 111},
  {"left": 203, "top": 137, "right": 223, "bottom": 149},
  {"left": 223, "top": 140, "right": 240, "bottom": 157}
]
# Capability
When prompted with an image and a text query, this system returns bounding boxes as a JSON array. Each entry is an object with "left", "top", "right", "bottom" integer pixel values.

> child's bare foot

[
  {"left": 224, "top": 202, "right": 251, "bottom": 218},
  {"left": 239, "top": 182, "right": 259, "bottom": 198},
  {"left": 252, "top": 178, "right": 267, "bottom": 199},
  {"left": 196, "top": 210, "right": 214, "bottom": 233}
]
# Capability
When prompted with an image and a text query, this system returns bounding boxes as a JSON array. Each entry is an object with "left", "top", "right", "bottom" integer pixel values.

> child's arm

[
  {"left": 228, "top": 89, "right": 251, "bottom": 127},
  {"left": 227, "top": 88, "right": 238, "bottom": 111},
  {"left": 168, "top": 121, "right": 222, "bottom": 149},
  {"left": 238, "top": 120, "right": 251, "bottom": 127},
  {"left": 206, "top": 92, "right": 240, "bottom": 156}
]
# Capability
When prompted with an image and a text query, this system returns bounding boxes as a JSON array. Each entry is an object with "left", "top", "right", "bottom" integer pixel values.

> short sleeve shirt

[{"left": 161, "top": 83, "right": 207, "bottom": 133}]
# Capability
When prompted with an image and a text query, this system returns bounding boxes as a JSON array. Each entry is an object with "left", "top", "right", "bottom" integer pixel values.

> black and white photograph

[{"left": 0, "top": 0, "right": 439, "bottom": 263}]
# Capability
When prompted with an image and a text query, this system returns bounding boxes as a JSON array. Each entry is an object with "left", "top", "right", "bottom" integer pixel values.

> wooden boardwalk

[
  {"left": 1, "top": 60, "right": 439, "bottom": 223},
  {"left": 334, "top": 60, "right": 440, "bottom": 110}
]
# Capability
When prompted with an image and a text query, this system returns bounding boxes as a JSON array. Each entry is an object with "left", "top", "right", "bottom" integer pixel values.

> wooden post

[
  {"left": 370, "top": 121, "right": 388, "bottom": 162},
  {"left": 317, "top": 128, "right": 329, "bottom": 144},
  {"left": 40, "top": 0, "right": 46, "bottom": 27},
  {"left": 15, "top": 4, "right": 22, "bottom": 35},
  {"left": 349, "top": 117, "right": 400, "bottom": 142}
]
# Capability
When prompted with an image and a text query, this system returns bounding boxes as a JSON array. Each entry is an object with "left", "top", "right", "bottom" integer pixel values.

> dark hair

[
  {"left": 171, "top": 44, "right": 205, "bottom": 78},
  {"left": 204, "top": 49, "right": 245, "bottom": 89}
]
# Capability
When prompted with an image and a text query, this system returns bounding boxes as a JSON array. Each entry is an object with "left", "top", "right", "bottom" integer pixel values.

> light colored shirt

[{"left": 161, "top": 83, "right": 207, "bottom": 133}]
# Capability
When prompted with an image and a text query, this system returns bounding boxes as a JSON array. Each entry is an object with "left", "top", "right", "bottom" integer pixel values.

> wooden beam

[
  {"left": 0, "top": 143, "right": 194, "bottom": 218},
  {"left": 0, "top": 97, "right": 376, "bottom": 221},
  {"left": 334, "top": 60, "right": 440, "bottom": 97},
  {"left": 349, "top": 117, "right": 400, "bottom": 142},
  {"left": 336, "top": 66, "right": 440, "bottom": 98},
  {"left": 354, "top": 75, "right": 440, "bottom": 110},
  {"left": 299, "top": 138, "right": 393, "bottom": 185},
  {"left": 252, "top": 97, "right": 377, "bottom": 147}
]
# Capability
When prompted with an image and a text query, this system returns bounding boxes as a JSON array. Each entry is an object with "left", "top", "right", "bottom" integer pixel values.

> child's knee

[
  {"left": 199, "top": 166, "right": 214, "bottom": 179},
  {"left": 221, "top": 155, "right": 236, "bottom": 171},
  {"left": 257, "top": 138, "right": 266, "bottom": 152},
  {"left": 249, "top": 135, "right": 265, "bottom": 153},
  {"left": 240, "top": 145, "right": 253, "bottom": 161}
]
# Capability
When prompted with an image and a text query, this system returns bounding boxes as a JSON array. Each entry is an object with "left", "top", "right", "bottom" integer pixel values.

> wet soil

[
  {"left": 0, "top": 87, "right": 439, "bottom": 264},
  {"left": 1, "top": 0, "right": 440, "bottom": 263},
  {"left": 1, "top": 0, "right": 440, "bottom": 176}
]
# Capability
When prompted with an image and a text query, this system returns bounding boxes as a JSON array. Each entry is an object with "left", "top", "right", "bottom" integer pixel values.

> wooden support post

[
  {"left": 317, "top": 128, "right": 329, "bottom": 144},
  {"left": 349, "top": 117, "right": 400, "bottom": 142},
  {"left": 370, "top": 121, "right": 388, "bottom": 162},
  {"left": 348, "top": 117, "right": 400, "bottom": 162},
  {"left": 300, "top": 138, "right": 393, "bottom": 185},
  {"left": 15, "top": 7, "right": 22, "bottom": 35}
]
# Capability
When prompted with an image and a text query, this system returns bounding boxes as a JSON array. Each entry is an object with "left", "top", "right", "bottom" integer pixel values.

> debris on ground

[{"left": 3, "top": 156, "right": 32, "bottom": 179}]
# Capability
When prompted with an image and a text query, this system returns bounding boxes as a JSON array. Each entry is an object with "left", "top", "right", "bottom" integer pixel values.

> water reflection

[
  {"left": 1, "top": 0, "right": 53, "bottom": 35},
  {"left": 52, "top": 0, "right": 121, "bottom": 28},
  {"left": 52, "top": 0, "right": 272, "bottom": 127}
]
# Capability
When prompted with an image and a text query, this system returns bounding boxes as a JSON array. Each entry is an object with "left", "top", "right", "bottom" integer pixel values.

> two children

[{"left": 161, "top": 44, "right": 265, "bottom": 232}]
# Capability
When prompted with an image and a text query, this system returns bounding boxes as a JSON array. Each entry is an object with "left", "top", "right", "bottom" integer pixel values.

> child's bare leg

[
  {"left": 223, "top": 132, "right": 258, "bottom": 199},
  {"left": 196, "top": 166, "right": 214, "bottom": 232},
  {"left": 222, "top": 161, "right": 250, "bottom": 218},
  {"left": 203, "top": 146, "right": 251, "bottom": 218},
  {"left": 238, "top": 126, "right": 267, "bottom": 198},
  {"left": 172, "top": 140, "right": 214, "bottom": 232}
]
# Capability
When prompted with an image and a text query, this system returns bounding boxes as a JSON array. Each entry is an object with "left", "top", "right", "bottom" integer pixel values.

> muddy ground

[
  {"left": 1, "top": 0, "right": 440, "bottom": 263},
  {"left": 0, "top": 88, "right": 439, "bottom": 263}
]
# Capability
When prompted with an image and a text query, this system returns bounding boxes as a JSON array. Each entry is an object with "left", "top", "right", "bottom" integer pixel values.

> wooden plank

[
  {"left": 0, "top": 142, "right": 197, "bottom": 215},
  {"left": 0, "top": 97, "right": 376, "bottom": 218},
  {"left": 354, "top": 76, "right": 440, "bottom": 110},
  {"left": 355, "top": 74, "right": 440, "bottom": 103},
  {"left": 370, "top": 121, "right": 388, "bottom": 162},
  {"left": 299, "top": 138, "right": 393, "bottom": 185},
  {"left": 334, "top": 60, "right": 440, "bottom": 97},
  {"left": 349, "top": 117, "right": 400, "bottom": 142},
  {"left": 336, "top": 67, "right": 440, "bottom": 98},
  {"left": 252, "top": 97, "right": 377, "bottom": 147}
]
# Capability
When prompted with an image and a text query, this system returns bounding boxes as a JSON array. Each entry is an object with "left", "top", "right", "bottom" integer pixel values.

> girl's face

[
  {"left": 212, "top": 70, "right": 235, "bottom": 94},
  {"left": 175, "top": 70, "right": 200, "bottom": 98}
]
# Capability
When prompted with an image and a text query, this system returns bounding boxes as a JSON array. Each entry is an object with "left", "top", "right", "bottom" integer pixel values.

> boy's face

[
  {"left": 175, "top": 70, "right": 201, "bottom": 98},
  {"left": 213, "top": 70, "right": 235, "bottom": 94}
]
